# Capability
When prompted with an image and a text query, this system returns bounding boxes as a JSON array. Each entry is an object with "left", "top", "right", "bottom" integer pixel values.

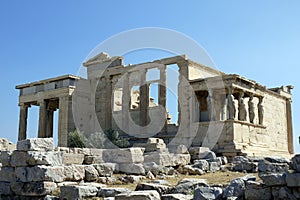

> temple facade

[{"left": 16, "top": 52, "right": 294, "bottom": 158}]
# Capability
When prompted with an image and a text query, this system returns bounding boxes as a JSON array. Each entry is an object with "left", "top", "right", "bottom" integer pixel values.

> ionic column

[
  {"left": 139, "top": 69, "right": 149, "bottom": 126},
  {"left": 38, "top": 100, "right": 47, "bottom": 138},
  {"left": 18, "top": 103, "right": 29, "bottom": 141},
  {"left": 105, "top": 75, "right": 112, "bottom": 131},
  {"left": 159, "top": 66, "right": 167, "bottom": 133}
]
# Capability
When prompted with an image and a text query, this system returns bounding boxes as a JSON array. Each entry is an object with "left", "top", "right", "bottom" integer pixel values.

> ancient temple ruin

[{"left": 16, "top": 53, "right": 294, "bottom": 157}]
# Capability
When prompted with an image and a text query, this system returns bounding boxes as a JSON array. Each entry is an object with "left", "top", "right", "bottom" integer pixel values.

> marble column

[
  {"left": 105, "top": 75, "right": 112, "bottom": 132},
  {"left": 46, "top": 109, "right": 54, "bottom": 138},
  {"left": 159, "top": 66, "right": 167, "bottom": 133},
  {"left": 139, "top": 69, "right": 149, "bottom": 126},
  {"left": 38, "top": 100, "right": 47, "bottom": 138},
  {"left": 18, "top": 103, "right": 29, "bottom": 141},
  {"left": 286, "top": 99, "right": 294, "bottom": 154},
  {"left": 122, "top": 73, "right": 130, "bottom": 131},
  {"left": 58, "top": 96, "right": 72, "bottom": 147}
]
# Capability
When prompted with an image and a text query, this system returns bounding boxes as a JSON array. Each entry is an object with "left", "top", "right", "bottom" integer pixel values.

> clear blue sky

[{"left": 0, "top": 1, "right": 299, "bottom": 153}]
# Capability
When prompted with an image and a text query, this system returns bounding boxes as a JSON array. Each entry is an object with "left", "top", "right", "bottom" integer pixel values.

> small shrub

[{"left": 67, "top": 130, "right": 85, "bottom": 148}]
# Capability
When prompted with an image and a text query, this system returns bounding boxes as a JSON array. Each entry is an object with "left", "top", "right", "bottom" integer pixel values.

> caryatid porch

[{"left": 16, "top": 75, "right": 79, "bottom": 147}]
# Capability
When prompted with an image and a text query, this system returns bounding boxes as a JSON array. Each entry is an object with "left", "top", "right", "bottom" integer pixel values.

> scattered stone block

[
  {"left": 115, "top": 190, "right": 160, "bottom": 200},
  {"left": 59, "top": 185, "right": 98, "bottom": 200},
  {"left": 182, "top": 165, "right": 204, "bottom": 175},
  {"left": 258, "top": 159, "right": 289, "bottom": 174},
  {"left": 193, "top": 160, "right": 209, "bottom": 171},
  {"left": 189, "top": 147, "right": 210, "bottom": 161},
  {"left": 193, "top": 186, "right": 223, "bottom": 200},
  {"left": 245, "top": 181, "right": 272, "bottom": 200},
  {"left": 84, "top": 165, "right": 99, "bottom": 182},
  {"left": 162, "top": 193, "right": 193, "bottom": 200},
  {"left": 94, "top": 163, "right": 117, "bottom": 177},
  {"left": 271, "top": 186, "right": 297, "bottom": 200},
  {"left": 146, "top": 171, "right": 155, "bottom": 179},
  {"left": 144, "top": 162, "right": 163, "bottom": 176},
  {"left": 11, "top": 181, "right": 57, "bottom": 196},
  {"left": 119, "top": 163, "right": 145, "bottom": 175},
  {"left": 17, "top": 138, "right": 54, "bottom": 151},
  {"left": 209, "top": 162, "right": 220, "bottom": 172},
  {"left": 291, "top": 154, "right": 300, "bottom": 172},
  {"left": 136, "top": 182, "right": 172, "bottom": 195},
  {"left": 223, "top": 177, "right": 245, "bottom": 199},
  {"left": 171, "top": 178, "right": 208, "bottom": 195},
  {"left": 286, "top": 173, "right": 300, "bottom": 187},
  {"left": 259, "top": 173, "right": 286, "bottom": 186},
  {"left": 44, "top": 195, "right": 59, "bottom": 200},
  {"left": 98, "top": 187, "right": 131, "bottom": 197}
]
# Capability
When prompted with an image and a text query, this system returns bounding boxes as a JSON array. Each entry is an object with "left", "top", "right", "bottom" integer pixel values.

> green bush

[
  {"left": 105, "top": 128, "right": 130, "bottom": 148},
  {"left": 67, "top": 130, "right": 85, "bottom": 148}
]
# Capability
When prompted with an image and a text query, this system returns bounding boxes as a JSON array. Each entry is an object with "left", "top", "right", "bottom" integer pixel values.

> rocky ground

[{"left": 0, "top": 138, "right": 300, "bottom": 199}]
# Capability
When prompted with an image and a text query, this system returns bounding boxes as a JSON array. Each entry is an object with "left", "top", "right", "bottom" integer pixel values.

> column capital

[{"left": 18, "top": 103, "right": 30, "bottom": 108}]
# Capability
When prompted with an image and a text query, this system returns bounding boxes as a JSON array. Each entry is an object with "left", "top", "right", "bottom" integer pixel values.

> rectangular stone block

[
  {"left": 10, "top": 151, "right": 63, "bottom": 167},
  {"left": 84, "top": 155, "right": 104, "bottom": 164},
  {"left": 0, "top": 167, "right": 15, "bottom": 182},
  {"left": 0, "top": 181, "right": 12, "bottom": 195},
  {"left": 115, "top": 190, "right": 160, "bottom": 200},
  {"left": 59, "top": 185, "right": 98, "bottom": 200},
  {"left": 11, "top": 181, "right": 57, "bottom": 196},
  {"left": 15, "top": 165, "right": 64, "bottom": 182},
  {"left": 64, "top": 165, "right": 85, "bottom": 181},
  {"left": 286, "top": 173, "right": 300, "bottom": 187},
  {"left": 17, "top": 138, "right": 54, "bottom": 151},
  {"left": 102, "top": 148, "right": 144, "bottom": 164},
  {"left": 119, "top": 163, "right": 145, "bottom": 175},
  {"left": 0, "top": 151, "right": 12, "bottom": 166},
  {"left": 62, "top": 153, "right": 85, "bottom": 165}
]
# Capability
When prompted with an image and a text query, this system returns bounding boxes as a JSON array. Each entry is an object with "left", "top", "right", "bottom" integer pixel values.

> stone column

[
  {"left": 58, "top": 96, "right": 72, "bottom": 147},
  {"left": 18, "top": 103, "right": 29, "bottom": 141},
  {"left": 286, "top": 99, "right": 294, "bottom": 154},
  {"left": 122, "top": 73, "right": 130, "bottom": 132},
  {"left": 105, "top": 75, "right": 112, "bottom": 132},
  {"left": 258, "top": 97, "right": 264, "bottom": 125},
  {"left": 139, "top": 69, "right": 149, "bottom": 127},
  {"left": 159, "top": 66, "right": 167, "bottom": 133},
  {"left": 38, "top": 100, "right": 47, "bottom": 138},
  {"left": 46, "top": 109, "right": 54, "bottom": 138}
]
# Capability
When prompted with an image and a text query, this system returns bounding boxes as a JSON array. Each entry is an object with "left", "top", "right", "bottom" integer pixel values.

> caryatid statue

[
  {"left": 238, "top": 91, "right": 247, "bottom": 121},
  {"left": 248, "top": 94, "right": 255, "bottom": 123},
  {"left": 227, "top": 88, "right": 236, "bottom": 120},
  {"left": 258, "top": 97, "right": 264, "bottom": 125}
]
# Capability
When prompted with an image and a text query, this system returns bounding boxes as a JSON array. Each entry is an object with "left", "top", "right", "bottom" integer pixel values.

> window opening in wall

[
  {"left": 166, "top": 64, "right": 179, "bottom": 124},
  {"left": 113, "top": 88, "right": 123, "bottom": 111},
  {"left": 130, "top": 85, "right": 140, "bottom": 110},
  {"left": 149, "top": 83, "right": 159, "bottom": 107}
]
